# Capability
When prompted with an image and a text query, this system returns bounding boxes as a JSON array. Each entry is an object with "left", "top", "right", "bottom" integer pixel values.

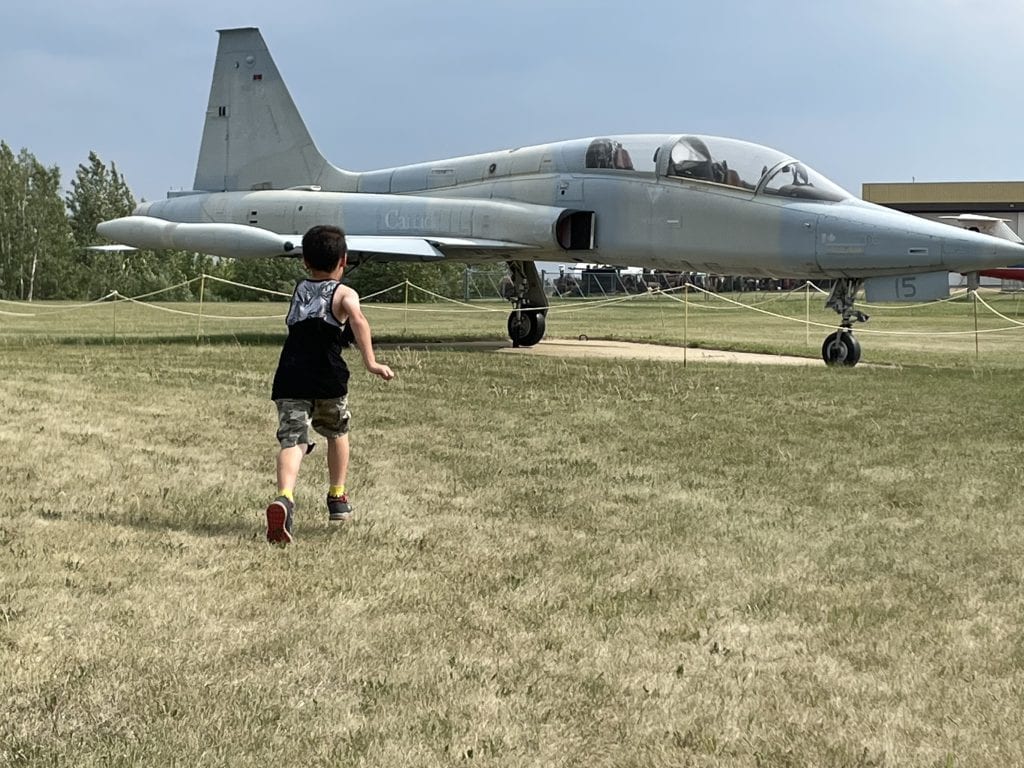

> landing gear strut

[
  {"left": 822, "top": 278, "right": 868, "bottom": 367},
  {"left": 506, "top": 260, "right": 549, "bottom": 347}
]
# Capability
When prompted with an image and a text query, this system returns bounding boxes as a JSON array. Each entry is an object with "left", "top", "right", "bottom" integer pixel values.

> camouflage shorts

[{"left": 274, "top": 397, "right": 351, "bottom": 448}]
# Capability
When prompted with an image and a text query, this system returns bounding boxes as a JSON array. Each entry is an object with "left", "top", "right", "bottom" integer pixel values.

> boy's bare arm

[{"left": 338, "top": 289, "right": 394, "bottom": 380}]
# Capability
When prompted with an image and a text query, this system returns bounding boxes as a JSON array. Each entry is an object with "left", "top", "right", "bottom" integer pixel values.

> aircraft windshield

[
  {"left": 662, "top": 135, "right": 851, "bottom": 201},
  {"left": 760, "top": 161, "right": 850, "bottom": 202}
]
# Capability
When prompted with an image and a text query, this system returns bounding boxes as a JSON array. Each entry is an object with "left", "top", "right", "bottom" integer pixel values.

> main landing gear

[
  {"left": 506, "top": 260, "right": 549, "bottom": 347},
  {"left": 822, "top": 278, "right": 868, "bottom": 367}
]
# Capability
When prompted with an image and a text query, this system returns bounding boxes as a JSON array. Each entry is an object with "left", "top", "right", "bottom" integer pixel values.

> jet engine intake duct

[{"left": 557, "top": 210, "right": 595, "bottom": 251}]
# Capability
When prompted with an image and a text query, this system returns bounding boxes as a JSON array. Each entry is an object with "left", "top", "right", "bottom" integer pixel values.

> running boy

[{"left": 266, "top": 224, "right": 394, "bottom": 544}]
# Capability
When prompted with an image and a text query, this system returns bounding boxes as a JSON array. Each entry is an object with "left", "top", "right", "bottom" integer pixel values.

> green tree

[
  {"left": 65, "top": 151, "right": 138, "bottom": 298},
  {"left": 66, "top": 151, "right": 134, "bottom": 249},
  {"left": 344, "top": 261, "right": 466, "bottom": 302},
  {"left": 160, "top": 250, "right": 229, "bottom": 301},
  {"left": 214, "top": 258, "right": 467, "bottom": 303},
  {"left": 219, "top": 256, "right": 306, "bottom": 300},
  {"left": 0, "top": 142, "right": 73, "bottom": 300}
]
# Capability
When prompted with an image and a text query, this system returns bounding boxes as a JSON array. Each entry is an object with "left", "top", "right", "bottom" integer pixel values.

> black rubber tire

[
  {"left": 821, "top": 330, "right": 861, "bottom": 367},
  {"left": 508, "top": 310, "right": 546, "bottom": 347}
]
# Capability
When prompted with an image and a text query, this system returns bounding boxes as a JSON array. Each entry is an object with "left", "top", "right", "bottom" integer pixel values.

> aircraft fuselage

[{"left": 136, "top": 140, "right": 1024, "bottom": 281}]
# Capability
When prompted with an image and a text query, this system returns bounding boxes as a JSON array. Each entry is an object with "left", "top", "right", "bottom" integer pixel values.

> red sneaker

[{"left": 266, "top": 497, "right": 294, "bottom": 544}]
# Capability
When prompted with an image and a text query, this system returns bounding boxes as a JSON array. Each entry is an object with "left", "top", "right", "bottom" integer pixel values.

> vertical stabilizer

[{"left": 193, "top": 27, "right": 355, "bottom": 192}]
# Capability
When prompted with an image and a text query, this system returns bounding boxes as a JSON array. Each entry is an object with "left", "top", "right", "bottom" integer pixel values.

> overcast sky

[{"left": 2, "top": 0, "right": 1022, "bottom": 203}]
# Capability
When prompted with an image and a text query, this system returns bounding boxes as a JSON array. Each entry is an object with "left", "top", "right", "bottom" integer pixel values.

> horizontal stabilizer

[{"left": 86, "top": 244, "right": 138, "bottom": 252}]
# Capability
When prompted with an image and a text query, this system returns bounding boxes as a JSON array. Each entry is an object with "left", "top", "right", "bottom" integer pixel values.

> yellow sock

[
  {"left": 278, "top": 488, "right": 294, "bottom": 502},
  {"left": 328, "top": 485, "right": 345, "bottom": 498}
]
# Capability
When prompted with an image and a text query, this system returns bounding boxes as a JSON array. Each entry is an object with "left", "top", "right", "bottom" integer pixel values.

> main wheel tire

[
  {"left": 821, "top": 330, "right": 861, "bottom": 367},
  {"left": 508, "top": 310, "right": 546, "bottom": 347}
]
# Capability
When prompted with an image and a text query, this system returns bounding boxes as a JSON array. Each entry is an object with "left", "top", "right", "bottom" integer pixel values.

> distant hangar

[{"left": 863, "top": 181, "right": 1024, "bottom": 234}]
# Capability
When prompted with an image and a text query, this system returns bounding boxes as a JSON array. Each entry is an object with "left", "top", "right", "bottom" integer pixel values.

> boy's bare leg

[
  {"left": 276, "top": 444, "right": 306, "bottom": 493},
  {"left": 326, "top": 435, "right": 353, "bottom": 522},
  {"left": 327, "top": 435, "right": 350, "bottom": 490}
]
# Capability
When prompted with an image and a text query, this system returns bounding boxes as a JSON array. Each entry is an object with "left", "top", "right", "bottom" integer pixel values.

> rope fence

[{"left": 4, "top": 274, "right": 1024, "bottom": 358}]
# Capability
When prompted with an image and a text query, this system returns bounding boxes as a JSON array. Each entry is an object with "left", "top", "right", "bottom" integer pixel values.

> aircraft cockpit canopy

[
  {"left": 572, "top": 134, "right": 852, "bottom": 202},
  {"left": 660, "top": 135, "right": 851, "bottom": 202}
]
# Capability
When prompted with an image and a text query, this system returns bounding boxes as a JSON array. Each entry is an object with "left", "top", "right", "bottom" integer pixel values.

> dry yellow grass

[{"left": 2, "top": 297, "right": 1024, "bottom": 765}]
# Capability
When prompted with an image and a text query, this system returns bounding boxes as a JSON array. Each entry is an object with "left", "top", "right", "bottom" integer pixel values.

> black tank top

[{"left": 271, "top": 279, "right": 350, "bottom": 399}]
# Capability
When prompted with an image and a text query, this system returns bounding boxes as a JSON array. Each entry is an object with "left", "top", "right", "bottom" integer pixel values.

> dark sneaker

[
  {"left": 327, "top": 493, "right": 353, "bottom": 523},
  {"left": 266, "top": 496, "right": 294, "bottom": 544}
]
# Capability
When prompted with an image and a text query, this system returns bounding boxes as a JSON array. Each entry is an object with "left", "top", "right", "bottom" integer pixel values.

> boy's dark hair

[{"left": 302, "top": 225, "right": 348, "bottom": 272}]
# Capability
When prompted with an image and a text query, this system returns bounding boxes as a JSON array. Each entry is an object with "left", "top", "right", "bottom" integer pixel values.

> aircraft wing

[
  {"left": 96, "top": 216, "right": 537, "bottom": 262},
  {"left": 348, "top": 235, "right": 536, "bottom": 263},
  {"left": 346, "top": 236, "right": 445, "bottom": 262}
]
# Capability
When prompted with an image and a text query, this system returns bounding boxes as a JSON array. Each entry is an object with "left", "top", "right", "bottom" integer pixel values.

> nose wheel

[
  {"left": 821, "top": 330, "right": 861, "bottom": 366},
  {"left": 822, "top": 278, "right": 867, "bottom": 367}
]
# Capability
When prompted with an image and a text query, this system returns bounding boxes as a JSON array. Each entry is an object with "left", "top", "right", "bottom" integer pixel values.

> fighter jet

[{"left": 97, "top": 27, "right": 1024, "bottom": 366}]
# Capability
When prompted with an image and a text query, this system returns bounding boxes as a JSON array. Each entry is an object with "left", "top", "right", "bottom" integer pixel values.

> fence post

[
  {"left": 973, "top": 288, "right": 980, "bottom": 360},
  {"left": 805, "top": 280, "right": 810, "bottom": 348},
  {"left": 683, "top": 281, "right": 689, "bottom": 369},
  {"left": 111, "top": 291, "right": 117, "bottom": 343},
  {"left": 404, "top": 279, "right": 410, "bottom": 335},
  {"left": 196, "top": 274, "right": 206, "bottom": 343}
]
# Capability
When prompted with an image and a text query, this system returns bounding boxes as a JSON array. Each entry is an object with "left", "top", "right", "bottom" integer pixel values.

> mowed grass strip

[
  {"left": 1, "top": 313, "right": 1023, "bottom": 765},
  {"left": 7, "top": 289, "right": 1024, "bottom": 369}
]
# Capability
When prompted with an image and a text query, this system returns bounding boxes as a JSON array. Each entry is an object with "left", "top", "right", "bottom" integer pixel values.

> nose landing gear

[{"left": 823, "top": 278, "right": 868, "bottom": 367}]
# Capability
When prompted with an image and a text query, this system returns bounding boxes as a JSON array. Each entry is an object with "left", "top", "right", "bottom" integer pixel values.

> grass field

[
  {"left": 6, "top": 283, "right": 1024, "bottom": 366},
  {"left": 2, "top": 290, "right": 1024, "bottom": 766}
]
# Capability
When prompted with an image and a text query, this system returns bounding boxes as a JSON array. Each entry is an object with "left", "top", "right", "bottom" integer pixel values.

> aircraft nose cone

[
  {"left": 839, "top": 201, "right": 1024, "bottom": 274},
  {"left": 941, "top": 229, "right": 1024, "bottom": 272}
]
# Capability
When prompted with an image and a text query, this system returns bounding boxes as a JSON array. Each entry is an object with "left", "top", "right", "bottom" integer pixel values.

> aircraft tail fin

[
  {"left": 939, "top": 214, "right": 1023, "bottom": 244},
  {"left": 193, "top": 27, "right": 356, "bottom": 193}
]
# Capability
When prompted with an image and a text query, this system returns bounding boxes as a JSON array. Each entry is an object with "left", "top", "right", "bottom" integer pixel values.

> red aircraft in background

[{"left": 943, "top": 215, "right": 1024, "bottom": 281}]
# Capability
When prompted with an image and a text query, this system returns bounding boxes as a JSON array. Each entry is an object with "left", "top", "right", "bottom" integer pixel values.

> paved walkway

[{"left": 499, "top": 339, "right": 818, "bottom": 365}]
